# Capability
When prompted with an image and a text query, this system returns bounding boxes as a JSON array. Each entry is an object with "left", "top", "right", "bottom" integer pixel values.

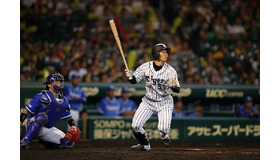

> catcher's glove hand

[{"left": 65, "top": 127, "right": 81, "bottom": 143}]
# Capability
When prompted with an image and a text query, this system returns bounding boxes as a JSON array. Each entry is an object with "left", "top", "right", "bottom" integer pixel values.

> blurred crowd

[{"left": 20, "top": 0, "right": 260, "bottom": 85}]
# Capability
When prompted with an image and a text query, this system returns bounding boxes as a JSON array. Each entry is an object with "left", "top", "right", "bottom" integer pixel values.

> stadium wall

[{"left": 20, "top": 83, "right": 260, "bottom": 141}]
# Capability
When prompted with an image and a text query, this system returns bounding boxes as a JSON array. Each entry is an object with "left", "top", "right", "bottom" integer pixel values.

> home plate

[{"left": 184, "top": 148, "right": 205, "bottom": 151}]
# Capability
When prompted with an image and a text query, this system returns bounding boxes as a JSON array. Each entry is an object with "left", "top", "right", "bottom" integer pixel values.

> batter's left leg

[
  {"left": 157, "top": 107, "right": 173, "bottom": 147},
  {"left": 131, "top": 101, "right": 153, "bottom": 150}
]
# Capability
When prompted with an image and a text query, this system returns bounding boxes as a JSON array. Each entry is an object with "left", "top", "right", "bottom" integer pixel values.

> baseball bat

[{"left": 109, "top": 19, "right": 132, "bottom": 80}]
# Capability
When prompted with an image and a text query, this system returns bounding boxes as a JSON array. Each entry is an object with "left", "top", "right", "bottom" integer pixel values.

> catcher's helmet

[
  {"left": 151, "top": 43, "right": 171, "bottom": 60},
  {"left": 44, "top": 72, "right": 64, "bottom": 92}
]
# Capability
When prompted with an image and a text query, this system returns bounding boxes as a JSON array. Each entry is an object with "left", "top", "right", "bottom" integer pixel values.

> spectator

[
  {"left": 217, "top": 66, "right": 231, "bottom": 84},
  {"left": 60, "top": 57, "right": 72, "bottom": 80},
  {"left": 184, "top": 75, "right": 193, "bottom": 84},
  {"left": 251, "top": 53, "right": 260, "bottom": 74},
  {"left": 186, "top": 59, "right": 199, "bottom": 76},
  {"left": 100, "top": 72, "right": 110, "bottom": 83},
  {"left": 78, "top": 109, "right": 88, "bottom": 130},
  {"left": 193, "top": 72, "right": 204, "bottom": 84},
  {"left": 235, "top": 96, "right": 259, "bottom": 118},
  {"left": 63, "top": 74, "right": 87, "bottom": 129},
  {"left": 105, "top": 52, "right": 121, "bottom": 71},
  {"left": 206, "top": 73, "right": 219, "bottom": 85},
  {"left": 44, "top": 48, "right": 61, "bottom": 71},
  {"left": 170, "top": 36, "right": 182, "bottom": 54},
  {"left": 187, "top": 104, "right": 204, "bottom": 118},
  {"left": 98, "top": 85, "right": 123, "bottom": 116},
  {"left": 108, "top": 66, "right": 123, "bottom": 83},
  {"left": 85, "top": 63, "right": 100, "bottom": 82},
  {"left": 80, "top": 109, "right": 88, "bottom": 119},
  {"left": 246, "top": 70, "right": 259, "bottom": 85},
  {"left": 119, "top": 86, "right": 137, "bottom": 117},
  {"left": 201, "top": 51, "right": 218, "bottom": 78},
  {"left": 172, "top": 98, "right": 186, "bottom": 118},
  {"left": 228, "top": 17, "right": 245, "bottom": 39},
  {"left": 230, "top": 60, "right": 243, "bottom": 83},
  {"left": 213, "top": 43, "right": 227, "bottom": 62},
  {"left": 233, "top": 39, "right": 245, "bottom": 55},
  {"left": 68, "top": 59, "right": 88, "bottom": 81},
  {"left": 20, "top": 0, "right": 259, "bottom": 86},
  {"left": 213, "top": 15, "right": 230, "bottom": 39}
]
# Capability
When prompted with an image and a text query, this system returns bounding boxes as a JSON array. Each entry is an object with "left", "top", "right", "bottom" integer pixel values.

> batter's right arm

[{"left": 125, "top": 69, "right": 137, "bottom": 84}]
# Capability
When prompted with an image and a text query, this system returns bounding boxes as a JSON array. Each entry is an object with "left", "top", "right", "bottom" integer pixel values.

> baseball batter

[
  {"left": 20, "top": 72, "right": 80, "bottom": 149},
  {"left": 125, "top": 43, "right": 180, "bottom": 151}
]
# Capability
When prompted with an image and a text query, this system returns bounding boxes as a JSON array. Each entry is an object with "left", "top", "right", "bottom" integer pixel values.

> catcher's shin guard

[
  {"left": 132, "top": 131, "right": 150, "bottom": 145},
  {"left": 21, "top": 113, "right": 48, "bottom": 146}
]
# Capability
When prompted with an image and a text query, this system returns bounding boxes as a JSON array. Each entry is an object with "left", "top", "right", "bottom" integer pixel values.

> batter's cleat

[
  {"left": 131, "top": 144, "right": 151, "bottom": 151},
  {"left": 162, "top": 137, "right": 171, "bottom": 147}
]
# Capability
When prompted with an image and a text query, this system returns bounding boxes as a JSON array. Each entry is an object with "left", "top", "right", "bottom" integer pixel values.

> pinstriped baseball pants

[{"left": 132, "top": 96, "right": 173, "bottom": 138}]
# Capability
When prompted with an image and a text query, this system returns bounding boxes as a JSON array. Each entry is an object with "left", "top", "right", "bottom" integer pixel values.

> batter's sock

[{"left": 132, "top": 131, "right": 150, "bottom": 145}]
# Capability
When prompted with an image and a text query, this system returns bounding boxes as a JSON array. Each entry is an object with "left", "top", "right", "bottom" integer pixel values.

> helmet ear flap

[
  {"left": 155, "top": 51, "right": 160, "bottom": 60},
  {"left": 152, "top": 47, "right": 160, "bottom": 60}
]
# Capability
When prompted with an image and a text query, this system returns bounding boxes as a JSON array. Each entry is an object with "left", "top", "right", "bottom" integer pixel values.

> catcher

[{"left": 20, "top": 72, "right": 81, "bottom": 149}]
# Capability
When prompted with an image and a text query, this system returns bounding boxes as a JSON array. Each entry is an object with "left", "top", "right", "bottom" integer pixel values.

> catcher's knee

[
  {"left": 35, "top": 112, "right": 48, "bottom": 126},
  {"left": 60, "top": 138, "right": 74, "bottom": 149}
]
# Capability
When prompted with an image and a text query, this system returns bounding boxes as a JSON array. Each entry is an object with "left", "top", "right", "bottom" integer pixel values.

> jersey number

[{"left": 152, "top": 79, "right": 164, "bottom": 90}]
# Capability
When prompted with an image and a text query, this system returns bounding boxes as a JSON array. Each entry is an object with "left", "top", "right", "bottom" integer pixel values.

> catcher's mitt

[{"left": 65, "top": 127, "right": 81, "bottom": 143}]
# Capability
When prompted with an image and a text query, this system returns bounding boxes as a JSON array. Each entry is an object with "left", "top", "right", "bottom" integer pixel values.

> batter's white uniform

[{"left": 132, "top": 61, "right": 180, "bottom": 139}]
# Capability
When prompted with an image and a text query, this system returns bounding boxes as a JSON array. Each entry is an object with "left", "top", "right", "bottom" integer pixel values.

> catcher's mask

[{"left": 44, "top": 72, "right": 64, "bottom": 92}]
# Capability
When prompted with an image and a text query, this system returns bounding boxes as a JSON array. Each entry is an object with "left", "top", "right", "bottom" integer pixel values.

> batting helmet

[
  {"left": 44, "top": 72, "right": 64, "bottom": 92},
  {"left": 151, "top": 43, "right": 171, "bottom": 60}
]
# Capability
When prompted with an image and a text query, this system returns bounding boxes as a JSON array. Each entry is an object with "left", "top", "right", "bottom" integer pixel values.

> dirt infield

[{"left": 20, "top": 140, "right": 260, "bottom": 160}]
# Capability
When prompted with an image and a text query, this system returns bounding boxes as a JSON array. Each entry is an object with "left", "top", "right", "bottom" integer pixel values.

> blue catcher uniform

[
  {"left": 26, "top": 90, "right": 72, "bottom": 128},
  {"left": 21, "top": 72, "right": 75, "bottom": 149},
  {"left": 22, "top": 90, "right": 72, "bottom": 147}
]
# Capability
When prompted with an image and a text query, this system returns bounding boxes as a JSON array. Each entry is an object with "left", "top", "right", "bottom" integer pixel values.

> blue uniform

[
  {"left": 172, "top": 111, "right": 187, "bottom": 117},
  {"left": 235, "top": 105, "right": 260, "bottom": 118},
  {"left": 119, "top": 98, "right": 137, "bottom": 113},
  {"left": 26, "top": 90, "right": 72, "bottom": 128},
  {"left": 98, "top": 97, "right": 123, "bottom": 116},
  {"left": 187, "top": 112, "right": 202, "bottom": 118},
  {"left": 21, "top": 72, "right": 76, "bottom": 149},
  {"left": 63, "top": 84, "right": 87, "bottom": 110}
]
